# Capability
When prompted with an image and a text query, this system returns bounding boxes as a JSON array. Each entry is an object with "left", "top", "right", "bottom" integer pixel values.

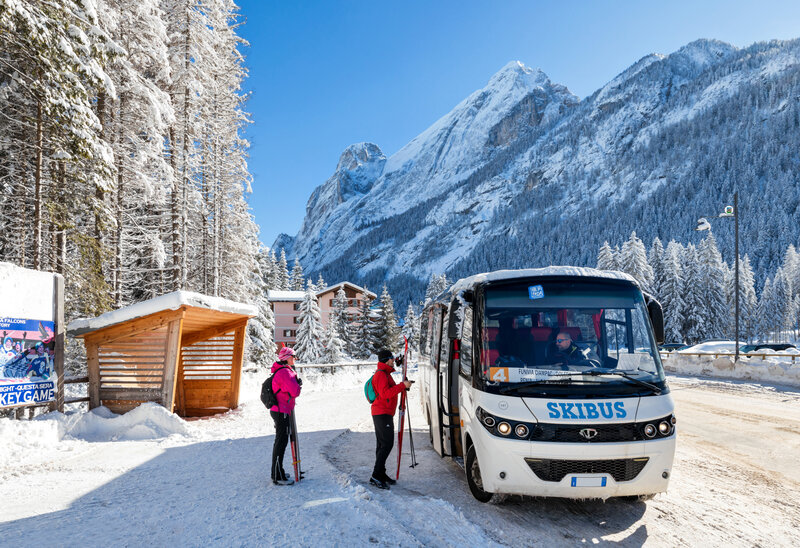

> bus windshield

[{"left": 479, "top": 280, "right": 665, "bottom": 393}]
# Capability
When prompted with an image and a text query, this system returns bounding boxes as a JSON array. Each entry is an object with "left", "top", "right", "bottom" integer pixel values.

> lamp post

[{"left": 696, "top": 192, "right": 739, "bottom": 361}]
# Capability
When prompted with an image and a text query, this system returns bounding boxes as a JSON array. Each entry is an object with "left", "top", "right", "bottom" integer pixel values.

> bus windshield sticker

[
  {"left": 489, "top": 367, "right": 569, "bottom": 383},
  {"left": 528, "top": 285, "right": 544, "bottom": 299},
  {"left": 617, "top": 353, "right": 644, "bottom": 370}
]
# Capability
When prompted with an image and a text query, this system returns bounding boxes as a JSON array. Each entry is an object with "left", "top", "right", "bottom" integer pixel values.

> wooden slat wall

[
  {"left": 95, "top": 327, "right": 167, "bottom": 413},
  {"left": 180, "top": 332, "right": 235, "bottom": 417}
]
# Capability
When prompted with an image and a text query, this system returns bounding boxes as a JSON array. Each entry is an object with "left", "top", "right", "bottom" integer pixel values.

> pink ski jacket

[{"left": 270, "top": 361, "right": 301, "bottom": 413}]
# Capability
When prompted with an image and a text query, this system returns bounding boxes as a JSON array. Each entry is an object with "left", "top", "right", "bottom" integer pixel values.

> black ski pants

[
  {"left": 270, "top": 410, "right": 291, "bottom": 480},
  {"left": 372, "top": 414, "right": 395, "bottom": 478}
]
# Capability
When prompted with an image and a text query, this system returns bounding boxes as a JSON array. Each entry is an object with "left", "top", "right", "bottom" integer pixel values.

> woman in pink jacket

[{"left": 270, "top": 346, "right": 302, "bottom": 485}]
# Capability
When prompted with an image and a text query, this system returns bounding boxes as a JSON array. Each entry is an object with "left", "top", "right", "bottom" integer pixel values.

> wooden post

[
  {"left": 51, "top": 274, "right": 65, "bottom": 413},
  {"left": 161, "top": 314, "right": 184, "bottom": 412},
  {"left": 229, "top": 323, "right": 246, "bottom": 409},
  {"left": 86, "top": 341, "right": 101, "bottom": 409}
]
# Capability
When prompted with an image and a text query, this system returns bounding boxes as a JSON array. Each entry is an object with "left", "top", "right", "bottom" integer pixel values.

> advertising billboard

[{"left": 0, "top": 263, "right": 60, "bottom": 409}]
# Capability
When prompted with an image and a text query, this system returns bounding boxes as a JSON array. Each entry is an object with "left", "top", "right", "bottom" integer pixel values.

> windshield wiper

[{"left": 580, "top": 370, "right": 662, "bottom": 394}]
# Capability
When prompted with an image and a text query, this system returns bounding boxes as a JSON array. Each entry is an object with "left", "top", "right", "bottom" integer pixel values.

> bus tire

[{"left": 466, "top": 444, "right": 493, "bottom": 503}]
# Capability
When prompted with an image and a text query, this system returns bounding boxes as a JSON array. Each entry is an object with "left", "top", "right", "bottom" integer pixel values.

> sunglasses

[{"left": 556, "top": 338, "right": 569, "bottom": 343}]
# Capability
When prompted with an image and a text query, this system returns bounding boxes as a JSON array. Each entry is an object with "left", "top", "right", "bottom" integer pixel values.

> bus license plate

[{"left": 571, "top": 476, "right": 607, "bottom": 487}]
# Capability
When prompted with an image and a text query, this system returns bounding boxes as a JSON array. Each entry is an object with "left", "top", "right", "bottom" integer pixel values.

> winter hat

[
  {"left": 377, "top": 349, "right": 394, "bottom": 363},
  {"left": 278, "top": 346, "right": 296, "bottom": 361}
]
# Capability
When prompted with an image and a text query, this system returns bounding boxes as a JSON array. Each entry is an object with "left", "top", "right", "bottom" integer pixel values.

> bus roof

[{"left": 448, "top": 267, "right": 638, "bottom": 296}]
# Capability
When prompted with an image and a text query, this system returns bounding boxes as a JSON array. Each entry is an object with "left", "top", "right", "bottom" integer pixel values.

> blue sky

[{"left": 237, "top": 0, "right": 800, "bottom": 248}]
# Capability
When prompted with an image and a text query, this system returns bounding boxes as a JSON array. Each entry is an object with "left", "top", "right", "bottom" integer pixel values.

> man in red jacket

[{"left": 369, "top": 348, "right": 413, "bottom": 489}]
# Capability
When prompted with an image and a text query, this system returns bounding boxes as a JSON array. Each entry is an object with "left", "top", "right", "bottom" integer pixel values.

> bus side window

[
  {"left": 431, "top": 308, "right": 442, "bottom": 367},
  {"left": 439, "top": 307, "right": 449, "bottom": 369},
  {"left": 460, "top": 307, "right": 473, "bottom": 378}
]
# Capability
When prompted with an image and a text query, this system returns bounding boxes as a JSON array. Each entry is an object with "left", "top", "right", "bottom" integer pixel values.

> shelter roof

[{"left": 67, "top": 291, "right": 257, "bottom": 337}]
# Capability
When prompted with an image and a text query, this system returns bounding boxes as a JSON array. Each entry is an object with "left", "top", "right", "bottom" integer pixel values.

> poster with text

[{"left": 0, "top": 318, "right": 56, "bottom": 407}]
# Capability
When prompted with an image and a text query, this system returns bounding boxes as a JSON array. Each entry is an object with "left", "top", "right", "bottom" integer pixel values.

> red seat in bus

[{"left": 484, "top": 327, "right": 499, "bottom": 365}]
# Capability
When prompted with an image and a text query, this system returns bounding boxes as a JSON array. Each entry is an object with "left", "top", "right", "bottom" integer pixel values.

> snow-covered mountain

[{"left": 277, "top": 39, "right": 800, "bottom": 304}]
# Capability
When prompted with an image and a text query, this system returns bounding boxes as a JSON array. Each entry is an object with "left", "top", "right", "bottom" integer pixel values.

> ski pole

[{"left": 406, "top": 390, "right": 418, "bottom": 468}]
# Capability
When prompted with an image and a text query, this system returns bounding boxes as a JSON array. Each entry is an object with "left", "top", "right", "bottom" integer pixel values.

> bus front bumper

[{"left": 471, "top": 428, "right": 676, "bottom": 499}]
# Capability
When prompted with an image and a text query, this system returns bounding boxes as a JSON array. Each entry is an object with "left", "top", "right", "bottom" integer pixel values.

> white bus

[{"left": 419, "top": 267, "right": 676, "bottom": 502}]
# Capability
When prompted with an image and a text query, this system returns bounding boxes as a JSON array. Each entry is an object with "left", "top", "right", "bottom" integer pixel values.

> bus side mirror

[
  {"left": 647, "top": 299, "right": 664, "bottom": 345},
  {"left": 462, "top": 290, "right": 474, "bottom": 303}
]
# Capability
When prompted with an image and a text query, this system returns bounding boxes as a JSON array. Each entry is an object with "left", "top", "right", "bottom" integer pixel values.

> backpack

[
  {"left": 261, "top": 366, "right": 288, "bottom": 409},
  {"left": 364, "top": 370, "right": 388, "bottom": 404}
]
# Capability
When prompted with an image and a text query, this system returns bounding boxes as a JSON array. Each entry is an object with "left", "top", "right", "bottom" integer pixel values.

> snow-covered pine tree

[
  {"left": 773, "top": 268, "right": 793, "bottom": 342},
  {"left": 294, "top": 284, "right": 324, "bottom": 362},
  {"left": 756, "top": 278, "right": 776, "bottom": 342},
  {"left": 265, "top": 249, "right": 279, "bottom": 289},
  {"left": 277, "top": 249, "right": 290, "bottom": 290},
  {"left": 648, "top": 238, "right": 666, "bottom": 299},
  {"left": 597, "top": 241, "right": 617, "bottom": 271},
  {"left": 316, "top": 273, "right": 326, "bottom": 291},
  {"left": 290, "top": 258, "right": 305, "bottom": 290},
  {"left": 332, "top": 288, "right": 350, "bottom": 352},
  {"left": 374, "top": 285, "right": 401, "bottom": 353},
  {"left": 618, "top": 232, "right": 654, "bottom": 292},
  {"left": 681, "top": 243, "right": 705, "bottom": 343},
  {"left": 661, "top": 241, "right": 686, "bottom": 343},
  {"left": 354, "top": 297, "right": 374, "bottom": 359},
  {"left": 403, "top": 304, "right": 419, "bottom": 353},
  {"left": 321, "top": 318, "right": 345, "bottom": 364},
  {"left": 101, "top": 0, "right": 175, "bottom": 306},
  {"left": 697, "top": 233, "right": 728, "bottom": 339},
  {"left": 738, "top": 255, "right": 759, "bottom": 343},
  {"left": 246, "top": 253, "right": 276, "bottom": 369}
]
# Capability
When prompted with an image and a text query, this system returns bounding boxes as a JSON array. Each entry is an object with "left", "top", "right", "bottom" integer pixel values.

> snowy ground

[{"left": 2, "top": 368, "right": 800, "bottom": 546}]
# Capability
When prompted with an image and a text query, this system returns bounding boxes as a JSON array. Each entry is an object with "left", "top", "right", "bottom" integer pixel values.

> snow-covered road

[{"left": 1, "top": 372, "right": 799, "bottom": 546}]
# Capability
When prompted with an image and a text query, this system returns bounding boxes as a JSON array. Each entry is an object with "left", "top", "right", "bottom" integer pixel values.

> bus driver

[{"left": 549, "top": 331, "right": 598, "bottom": 366}]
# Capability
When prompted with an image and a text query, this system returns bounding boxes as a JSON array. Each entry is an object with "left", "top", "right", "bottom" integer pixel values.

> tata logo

[
  {"left": 579, "top": 428, "right": 598, "bottom": 440},
  {"left": 546, "top": 401, "right": 627, "bottom": 420}
]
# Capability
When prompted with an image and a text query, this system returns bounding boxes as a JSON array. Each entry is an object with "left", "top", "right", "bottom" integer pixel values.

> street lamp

[{"left": 696, "top": 192, "right": 740, "bottom": 361}]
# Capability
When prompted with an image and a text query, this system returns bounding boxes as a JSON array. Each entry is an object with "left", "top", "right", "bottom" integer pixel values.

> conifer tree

[
  {"left": 294, "top": 284, "right": 323, "bottom": 362},
  {"left": 597, "top": 241, "right": 617, "bottom": 271},
  {"left": 403, "top": 304, "right": 419, "bottom": 353},
  {"left": 619, "top": 231, "right": 654, "bottom": 292},
  {"left": 332, "top": 288, "right": 350, "bottom": 351},
  {"left": 321, "top": 319, "right": 345, "bottom": 364},
  {"left": 247, "top": 258, "right": 276, "bottom": 368},
  {"left": 277, "top": 249, "right": 290, "bottom": 290},
  {"left": 648, "top": 238, "right": 666, "bottom": 298},
  {"left": 374, "top": 285, "right": 401, "bottom": 353},
  {"left": 698, "top": 233, "right": 727, "bottom": 339},
  {"left": 661, "top": 241, "right": 686, "bottom": 342},
  {"left": 290, "top": 258, "right": 305, "bottom": 291},
  {"left": 681, "top": 244, "right": 705, "bottom": 343},
  {"left": 354, "top": 297, "right": 375, "bottom": 359},
  {"left": 738, "top": 255, "right": 759, "bottom": 343}
]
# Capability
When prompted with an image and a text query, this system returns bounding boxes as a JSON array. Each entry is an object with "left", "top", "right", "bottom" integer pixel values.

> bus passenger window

[
  {"left": 439, "top": 308, "right": 449, "bottom": 368},
  {"left": 460, "top": 307, "right": 473, "bottom": 378}
]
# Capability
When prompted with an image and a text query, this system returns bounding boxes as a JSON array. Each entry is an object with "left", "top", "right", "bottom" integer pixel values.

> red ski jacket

[{"left": 370, "top": 361, "right": 406, "bottom": 416}]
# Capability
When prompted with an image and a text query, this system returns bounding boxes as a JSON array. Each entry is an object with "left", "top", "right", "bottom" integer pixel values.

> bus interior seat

[{"left": 484, "top": 327, "right": 499, "bottom": 365}]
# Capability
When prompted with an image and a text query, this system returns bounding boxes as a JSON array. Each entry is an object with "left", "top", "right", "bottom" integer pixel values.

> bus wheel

[{"left": 466, "top": 445, "right": 493, "bottom": 503}]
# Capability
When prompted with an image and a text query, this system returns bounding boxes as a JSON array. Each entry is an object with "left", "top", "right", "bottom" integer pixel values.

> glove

[
  {"left": 297, "top": 377, "right": 303, "bottom": 387},
  {"left": 395, "top": 354, "right": 404, "bottom": 367}
]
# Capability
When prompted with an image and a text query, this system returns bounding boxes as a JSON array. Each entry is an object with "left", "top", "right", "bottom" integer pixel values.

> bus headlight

[
  {"left": 658, "top": 421, "right": 671, "bottom": 435},
  {"left": 644, "top": 424, "right": 656, "bottom": 438},
  {"left": 497, "top": 422, "right": 511, "bottom": 436},
  {"left": 514, "top": 424, "right": 529, "bottom": 438},
  {"left": 483, "top": 415, "right": 496, "bottom": 428}
]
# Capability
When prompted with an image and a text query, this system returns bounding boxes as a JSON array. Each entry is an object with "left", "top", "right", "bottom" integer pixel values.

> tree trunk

[{"left": 33, "top": 98, "right": 43, "bottom": 269}]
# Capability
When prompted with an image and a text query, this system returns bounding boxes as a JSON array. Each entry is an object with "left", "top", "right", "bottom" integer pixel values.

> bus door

[
  {"left": 429, "top": 305, "right": 445, "bottom": 456},
  {"left": 438, "top": 300, "right": 463, "bottom": 458}
]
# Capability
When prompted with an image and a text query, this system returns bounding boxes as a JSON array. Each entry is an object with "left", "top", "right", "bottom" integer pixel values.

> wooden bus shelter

[{"left": 68, "top": 292, "right": 257, "bottom": 417}]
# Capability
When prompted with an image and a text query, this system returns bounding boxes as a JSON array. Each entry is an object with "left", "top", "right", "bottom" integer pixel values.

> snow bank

[
  {"left": 663, "top": 354, "right": 800, "bottom": 387},
  {"left": 59, "top": 402, "right": 190, "bottom": 442}
]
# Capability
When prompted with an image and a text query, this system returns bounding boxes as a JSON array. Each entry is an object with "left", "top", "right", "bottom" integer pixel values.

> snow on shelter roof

[
  {"left": 67, "top": 291, "right": 258, "bottom": 336},
  {"left": 448, "top": 267, "right": 638, "bottom": 295}
]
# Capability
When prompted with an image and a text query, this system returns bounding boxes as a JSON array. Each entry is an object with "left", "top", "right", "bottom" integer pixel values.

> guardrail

[{"left": 660, "top": 351, "right": 799, "bottom": 362}]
